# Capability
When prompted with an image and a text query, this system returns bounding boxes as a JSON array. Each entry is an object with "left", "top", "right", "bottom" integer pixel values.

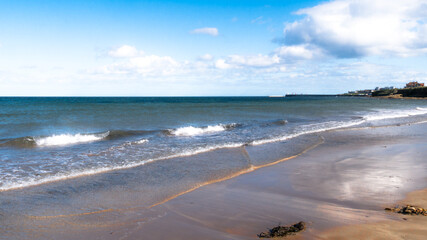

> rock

[{"left": 258, "top": 221, "right": 306, "bottom": 238}]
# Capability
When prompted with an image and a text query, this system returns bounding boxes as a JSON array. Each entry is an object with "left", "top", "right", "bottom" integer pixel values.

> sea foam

[
  {"left": 35, "top": 132, "right": 109, "bottom": 147},
  {"left": 170, "top": 124, "right": 236, "bottom": 136},
  {"left": 363, "top": 107, "right": 427, "bottom": 121},
  {"left": 251, "top": 120, "right": 364, "bottom": 145},
  {"left": 0, "top": 141, "right": 243, "bottom": 191}
]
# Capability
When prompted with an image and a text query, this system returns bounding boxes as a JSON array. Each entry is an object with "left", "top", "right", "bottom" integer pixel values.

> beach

[
  {"left": 3, "top": 0, "right": 427, "bottom": 238},
  {"left": 1, "top": 121, "right": 426, "bottom": 239},
  {"left": 113, "top": 122, "right": 427, "bottom": 240},
  {"left": 1, "top": 97, "right": 427, "bottom": 239}
]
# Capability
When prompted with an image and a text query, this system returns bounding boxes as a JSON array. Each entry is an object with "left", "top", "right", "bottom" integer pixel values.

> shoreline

[
  {"left": 123, "top": 122, "right": 427, "bottom": 239},
  {"left": 2, "top": 122, "right": 427, "bottom": 239},
  {"left": 135, "top": 123, "right": 427, "bottom": 239},
  {"left": 371, "top": 95, "right": 427, "bottom": 100}
]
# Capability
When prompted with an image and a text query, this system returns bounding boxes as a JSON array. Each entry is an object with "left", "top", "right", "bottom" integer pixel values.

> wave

[
  {"left": 34, "top": 132, "right": 110, "bottom": 147},
  {"left": 0, "top": 132, "right": 109, "bottom": 148},
  {"left": 104, "top": 130, "right": 157, "bottom": 140},
  {"left": 2, "top": 107, "right": 426, "bottom": 190},
  {"left": 168, "top": 123, "right": 239, "bottom": 136},
  {"left": 0, "top": 137, "right": 38, "bottom": 148},
  {"left": 134, "top": 139, "right": 149, "bottom": 144},
  {"left": 0, "top": 119, "right": 365, "bottom": 191},
  {"left": 263, "top": 119, "right": 288, "bottom": 126},
  {"left": 251, "top": 120, "right": 364, "bottom": 145},
  {"left": 0, "top": 130, "right": 157, "bottom": 148},
  {"left": 363, "top": 107, "right": 427, "bottom": 121},
  {"left": 0, "top": 141, "right": 243, "bottom": 192},
  {"left": 252, "top": 107, "right": 427, "bottom": 145},
  {"left": 93, "top": 138, "right": 149, "bottom": 154}
]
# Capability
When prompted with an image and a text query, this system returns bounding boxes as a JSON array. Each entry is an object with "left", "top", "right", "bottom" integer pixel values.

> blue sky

[{"left": 0, "top": 0, "right": 426, "bottom": 96}]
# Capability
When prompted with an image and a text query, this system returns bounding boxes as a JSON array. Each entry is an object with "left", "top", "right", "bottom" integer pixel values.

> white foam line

[
  {"left": 4, "top": 108, "right": 426, "bottom": 191},
  {"left": 35, "top": 132, "right": 109, "bottom": 147},
  {"left": 251, "top": 120, "right": 365, "bottom": 145},
  {"left": 0, "top": 142, "right": 244, "bottom": 192},
  {"left": 363, "top": 107, "right": 427, "bottom": 121},
  {"left": 170, "top": 124, "right": 235, "bottom": 136}
]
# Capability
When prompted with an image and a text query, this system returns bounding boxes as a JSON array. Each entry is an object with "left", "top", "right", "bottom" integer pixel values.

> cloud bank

[
  {"left": 280, "top": 0, "right": 427, "bottom": 58},
  {"left": 11, "top": 0, "right": 427, "bottom": 96}
]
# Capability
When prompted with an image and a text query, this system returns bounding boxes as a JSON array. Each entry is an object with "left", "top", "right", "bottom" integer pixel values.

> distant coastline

[
  {"left": 341, "top": 85, "right": 427, "bottom": 99},
  {"left": 285, "top": 94, "right": 338, "bottom": 97},
  {"left": 371, "top": 87, "right": 427, "bottom": 99}
]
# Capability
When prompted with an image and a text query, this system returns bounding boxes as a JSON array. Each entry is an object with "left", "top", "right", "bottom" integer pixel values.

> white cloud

[
  {"left": 101, "top": 47, "right": 285, "bottom": 79},
  {"left": 281, "top": 0, "right": 427, "bottom": 58},
  {"left": 214, "top": 59, "right": 233, "bottom": 69},
  {"left": 198, "top": 54, "right": 214, "bottom": 61},
  {"left": 215, "top": 54, "right": 280, "bottom": 69},
  {"left": 276, "top": 44, "right": 322, "bottom": 59},
  {"left": 102, "top": 55, "right": 181, "bottom": 76},
  {"left": 108, "top": 45, "right": 143, "bottom": 58},
  {"left": 190, "top": 27, "right": 219, "bottom": 36}
]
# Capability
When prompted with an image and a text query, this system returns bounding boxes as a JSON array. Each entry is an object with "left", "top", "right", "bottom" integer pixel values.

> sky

[{"left": 0, "top": 0, "right": 427, "bottom": 96}]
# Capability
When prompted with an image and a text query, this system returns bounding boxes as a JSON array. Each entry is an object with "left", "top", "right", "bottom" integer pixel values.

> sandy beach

[
  {"left": 3, "top": 0, "right": 427, "bottom": 239},
  {"left": 124, "top": 123, "right": 427, "bottom": 240},
  {"left": 5, "top": 121, "right": 425, "bottom": 240}
]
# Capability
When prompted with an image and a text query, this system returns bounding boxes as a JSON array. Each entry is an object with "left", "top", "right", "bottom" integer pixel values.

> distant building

[
  {"left": 358, "top": 89, "right": 373, "bottom": 94},
  {"left": 351, "top": 89, "right": 373, "bottom": 95},
  {"left": 379, "top": 86, "right": 395, "bottom": 91},
  {"left": 406, "top": 81, "right": 424, "bottom": 88}
]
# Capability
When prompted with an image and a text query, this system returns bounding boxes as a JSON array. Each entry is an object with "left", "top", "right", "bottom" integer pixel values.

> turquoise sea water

[{"left": 0, "top": 96, "right": 427, "bottom": 191}]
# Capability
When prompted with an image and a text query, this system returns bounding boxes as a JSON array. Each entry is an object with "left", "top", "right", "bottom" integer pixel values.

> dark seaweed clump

[
  {"left": 258, "top": 221, "right": 306, "bottom": 238},
  {"left": 385, "top": 205, "right": 427, "bottom": 216}
]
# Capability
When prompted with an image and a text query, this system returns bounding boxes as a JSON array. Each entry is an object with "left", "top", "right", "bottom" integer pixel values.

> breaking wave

[
  {"left": 34, "top": 132, "right": 110, "bottom": 146},
  {"left": 0, "top": 141, "right": 243, "bottom": 191},
  {"left": 168, "top": 123, "right": 239, "bottom": 136},
  {"left": 251, "top": 120, "right": 364, "bottom": 145},
  {"left": 363, "top": 107, "right": 427, "bottom": 121},
  {"left": 0, "top": 130, "right": 157, "bottom": 148}
]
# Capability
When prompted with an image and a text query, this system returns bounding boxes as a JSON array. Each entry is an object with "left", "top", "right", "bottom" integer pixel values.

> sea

[{"left": 1, "top": 96, "right": 427, "bottom": 193}]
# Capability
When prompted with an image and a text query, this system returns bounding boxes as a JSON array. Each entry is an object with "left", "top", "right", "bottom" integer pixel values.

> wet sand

[
  {"left": 2, "top": 122, "right": 427, "bottom": 239},
  {"left": 319, "top": 188, "right": 427, "bottom": 240},
  {"left": 121, "top": 123, "right": 427, "bottom": 240}
]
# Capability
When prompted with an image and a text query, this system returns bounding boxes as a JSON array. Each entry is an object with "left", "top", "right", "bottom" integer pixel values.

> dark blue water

[{"left": 1, "top": 96, "right": 426, "bottom": 191}]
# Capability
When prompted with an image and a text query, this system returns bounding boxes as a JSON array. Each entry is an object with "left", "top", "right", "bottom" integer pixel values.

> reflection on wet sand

[
  {"left": 1, "top": 123, "right": 426, "bottom": 239},
  {"left": 26, "top": 136, "right": 324, "bottom": 220}
]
